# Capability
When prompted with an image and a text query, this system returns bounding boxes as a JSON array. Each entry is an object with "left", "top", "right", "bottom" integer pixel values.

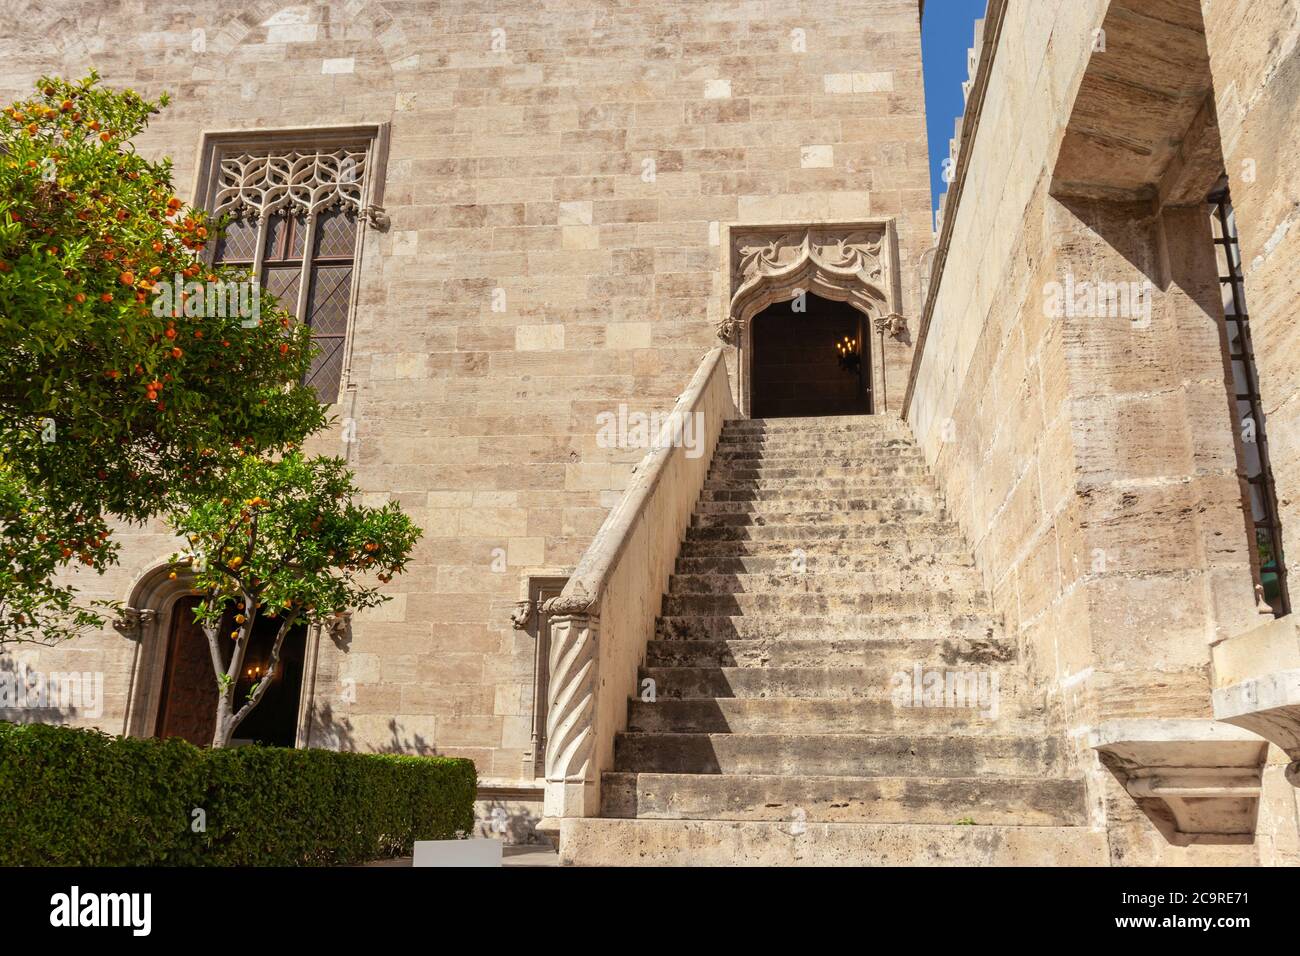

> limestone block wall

[
  {"left": 907, "top": 0, "right": 1105, "bottom": 739},
  {"left": 0, "top": 1, "right": 934, "bottom": 786},
  {"left": 1200, "top": 0, "right": 1300, "bottom": 579},
  {"left": 1199, "top": 0, "right": 1300, "bottom": 867},
  {"left": 907, "top": 0, "right": 1289, "bottom": 863}
]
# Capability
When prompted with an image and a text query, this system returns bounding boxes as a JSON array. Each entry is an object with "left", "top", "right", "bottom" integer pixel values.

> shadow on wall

[
  {"left": 0, "top": 652, "right": 84, "bottom": 724},
  {"left": 309, "top": 702, "right": 437, "bottom": 756}
]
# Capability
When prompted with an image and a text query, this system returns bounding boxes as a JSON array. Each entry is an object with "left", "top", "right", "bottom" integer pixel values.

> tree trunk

[{"left": 209, "top": 591, "right": 256, "bottom": 748}]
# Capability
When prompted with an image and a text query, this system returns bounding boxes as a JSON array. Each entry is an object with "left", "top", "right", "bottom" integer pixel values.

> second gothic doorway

[{"left": 154, "top": 596, "right": 309, "bottom": 748}]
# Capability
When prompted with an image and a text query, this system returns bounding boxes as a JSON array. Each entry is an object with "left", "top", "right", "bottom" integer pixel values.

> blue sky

[{"left": 921, "top": 0, "right": 989, "bottom": 215}]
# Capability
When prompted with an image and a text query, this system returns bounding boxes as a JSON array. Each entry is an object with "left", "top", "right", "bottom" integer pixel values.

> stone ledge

[
  {"left": 1089, "top": 719, "right": 1268, "bottom": 846},
  {"left": 1211, "top": 615, "right": 1300, "bottom": 787}
]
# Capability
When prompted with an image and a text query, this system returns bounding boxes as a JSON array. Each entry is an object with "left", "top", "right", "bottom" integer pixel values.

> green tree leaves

[
  {"left": 0, "top": 73, "right": 328, "bottom": 642},
  {"left": 167, "top": 452, "right": 422, "bottom": 745}
]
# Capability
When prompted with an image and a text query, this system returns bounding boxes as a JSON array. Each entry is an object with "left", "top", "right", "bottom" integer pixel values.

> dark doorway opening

[
  {"left": 155, "top": 596, "right": 308, "bottom": 748},
  {"left": 751, "top": 293, "right": 872, "bottom": 418}
]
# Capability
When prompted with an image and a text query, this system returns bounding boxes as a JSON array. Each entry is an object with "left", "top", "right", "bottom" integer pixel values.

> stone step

[
  {"left": 559, "top": 818, "right": 1108, "bottom": 866},
  {"left": 637, "top": 666, "right": 1018, "bottom": 703},
  {"left": 720, "top": 415, "right": 911, "bottom": 435},
  {"left": 699, "top": 482, "right": 937, "bottom": 501},
  {"left": 599, "top": 772, "right": 1088, "bottom": 827},
  {"left": 714, "top": 437, "right": 920, "bottom": 454},
  {"left": 693, "top": 495, "right": 941, "bottom": 515},
  {"left": 690, "top": 510, "right": 949, "bottom": 531},
  {"left": 625, "top": 696, "right": 1030, "bottom": 735},
  {"left": 684, "top": 521, "right": 960, "bottom": 543},
  {"left": 674, "top": 553, "right": 974, "bottom": 574},
  {"left": 613, "top": 732, "right": 1062, "bottom": 777},
  {"left": 676, "top": 536, "right": 968, "bottom": 559},
  {"left": 666, "top": 569, "right": 981, "bottom": 596},
  {"left": 660, "top": 590, "right": 991, "bottom": 617},
  {"left": 711, "top": 452, "right": 926, "bottom": 468},
  {"left": 713, "top": 441, "right": 922, "bottom": 459},
  {"left": 654, "top": 613, "right": 1000, "bottom": 643},
  {"left": 644, "top": 636, "right": 1016, "bottom": 668},
  {"left": 713, "top": 460, "right": 929, "bottom": 476}
]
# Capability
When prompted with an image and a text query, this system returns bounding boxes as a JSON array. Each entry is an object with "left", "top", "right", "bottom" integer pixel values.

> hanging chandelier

[{"left": 836, "top": 334, "right": 861, "bottom": 374}]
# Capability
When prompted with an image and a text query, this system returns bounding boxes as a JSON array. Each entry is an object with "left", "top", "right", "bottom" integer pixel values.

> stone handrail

[{"left": 540, "top": 347, "right": 736, "bottom": 823}]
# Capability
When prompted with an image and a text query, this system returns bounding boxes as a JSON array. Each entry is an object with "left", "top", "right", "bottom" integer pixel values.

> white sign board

[{"left": 412, "top": 840, "right": 503, "bottom": 867}]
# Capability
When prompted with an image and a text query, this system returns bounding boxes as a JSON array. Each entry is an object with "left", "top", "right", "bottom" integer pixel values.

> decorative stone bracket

[
  {"left": 1089, "top": 719, "right": 1269, "bottom": 846},
  {"left": 112, "top": 607, "right": 157, "bottom": 642},
  {"left": 873, "top": 312, "right": 907, "bottom": 340},
  {"left": 323, "top": 610, "right": 352, "bottom": 642},
  {"left": 1211, "top": 615, "right": 1300, "bottom": 787},
  {"left": 509, "top": 600, "right": 536, "bottom": 631}
]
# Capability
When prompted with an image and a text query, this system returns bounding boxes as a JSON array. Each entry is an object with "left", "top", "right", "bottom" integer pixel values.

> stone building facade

[
  {"left": 0, "top": 0, "right": 931, "bottom": 834},
  {"left": 2, "top": 0, "right": 1299, "bottom": 865}
]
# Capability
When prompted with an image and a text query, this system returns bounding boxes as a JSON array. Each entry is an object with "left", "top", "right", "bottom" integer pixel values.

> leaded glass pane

[
  {"left": 307, "top": 264, "right": 352, "bottom": 336},
  {"left": 314, "top": 208, "right": 358, "bottom": 259},
  {"left": 305, "top": 336, "right": 345, "bottom": 403},
  {"left": 216, "top": 215, "right": 259, "bottom": 263},
  {"left": 264, "top": 264, "right": 301, "bottom": 317}
]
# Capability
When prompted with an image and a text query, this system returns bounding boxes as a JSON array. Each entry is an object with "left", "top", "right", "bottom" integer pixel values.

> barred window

[
  {"left": 1210, "top": 186, "right": 1289, "bottom": 616},
  {"left": 196, "top": 129, "right": 388, "bottom": 403}
]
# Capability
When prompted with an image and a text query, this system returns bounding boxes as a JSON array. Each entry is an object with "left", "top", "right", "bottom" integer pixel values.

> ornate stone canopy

[{"left": 719, "top": 221, "right": 902, "bottom": 344}]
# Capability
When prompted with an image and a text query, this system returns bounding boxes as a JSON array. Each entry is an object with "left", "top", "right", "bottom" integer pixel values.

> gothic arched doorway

[
  {"left": 750, "top": 293, "right": 872, "bottom": 418},
  {"left": 153, "top": 597, "right": 309, "bottom": 748}
]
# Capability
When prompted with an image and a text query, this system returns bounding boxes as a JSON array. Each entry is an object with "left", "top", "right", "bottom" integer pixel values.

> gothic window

[
  {"left": 1211, "top": 188, "right": 1289, "bottom": 616},
  {"left": 196, "top": 129, "right": 388, "bottom": 403}
]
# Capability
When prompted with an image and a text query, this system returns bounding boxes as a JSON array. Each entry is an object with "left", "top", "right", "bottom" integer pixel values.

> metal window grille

[{"left": 1210, "top": 188, "right": 1289, "bottom": 616}]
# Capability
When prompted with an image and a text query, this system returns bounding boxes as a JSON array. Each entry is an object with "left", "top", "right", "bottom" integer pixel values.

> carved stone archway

[
  {"left": 718, "top": 220, "right": 906, "bottom": 417},
  {"left": 117, "top": 563, "right": 322, "bottom": 746},
  {"left": 117, "top": 564, "right": 199, "bottom": 739}
]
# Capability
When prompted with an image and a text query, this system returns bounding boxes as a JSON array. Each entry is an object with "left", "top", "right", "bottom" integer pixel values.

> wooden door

[{"left": 154, "top": 596, "right": 218, "bottom": 746}]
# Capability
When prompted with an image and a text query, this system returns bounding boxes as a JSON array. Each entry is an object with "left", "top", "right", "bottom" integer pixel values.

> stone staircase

[{"left": 561, "top": 415, "right": 1105, "bottom": 865}]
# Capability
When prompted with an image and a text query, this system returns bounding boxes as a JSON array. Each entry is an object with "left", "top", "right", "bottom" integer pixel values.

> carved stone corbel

[
  {"left": 541, "top": 607, "right": 600, "bottom": 820},
  {"left": 361, "top": 204, "right": 390, "bottom": 231},
  {"left": 873, "top": 312, "right": 907, "bottom": 340},
  {"left": 323, "top": 610, "right": 352, "bottom": 642},
  {"left": 112, "top": 607, "right": 157, "bottom": 642},
  {"left": 510, "top": 600, "right": 536, "bottom": 631},
  {"left": 714, "top": 313, "right": 742, "bottom": 345},
  {"left": 1089, "top": 719, "right": 1268, "bottom": 845}
]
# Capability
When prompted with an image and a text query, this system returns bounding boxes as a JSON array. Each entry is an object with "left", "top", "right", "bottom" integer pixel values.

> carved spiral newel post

[{"left": 541, "top": 596, "right": 601, "bottom": 821}]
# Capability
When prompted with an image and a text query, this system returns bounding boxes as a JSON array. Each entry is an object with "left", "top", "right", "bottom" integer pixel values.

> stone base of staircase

[{"left": 560, "top": 818, "right": 1109, "bottom": 866}]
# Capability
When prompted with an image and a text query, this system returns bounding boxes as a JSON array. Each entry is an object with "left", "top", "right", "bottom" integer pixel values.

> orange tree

[
  {"left": 166, "top": 452, "right": 421, "bottom": 747},
  {"left": 0, "top": 73, "right": 326, "bottom": 643}
]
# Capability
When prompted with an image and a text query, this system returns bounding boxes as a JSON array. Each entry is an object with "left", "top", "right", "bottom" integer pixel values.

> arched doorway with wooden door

[
  {"left": 750, "top": 292, "right": 872, "bottom": 418},
  {"left": 121, "top": 566, "right": 312, "bottom": 748},
  {"left": 720, "top": 221, "right": 907, "bottom": 419}
]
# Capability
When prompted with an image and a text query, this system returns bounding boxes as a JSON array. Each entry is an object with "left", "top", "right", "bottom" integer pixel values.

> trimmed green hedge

[{"left": 0, "top": 722, "right": 477, "bottom": 866}]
